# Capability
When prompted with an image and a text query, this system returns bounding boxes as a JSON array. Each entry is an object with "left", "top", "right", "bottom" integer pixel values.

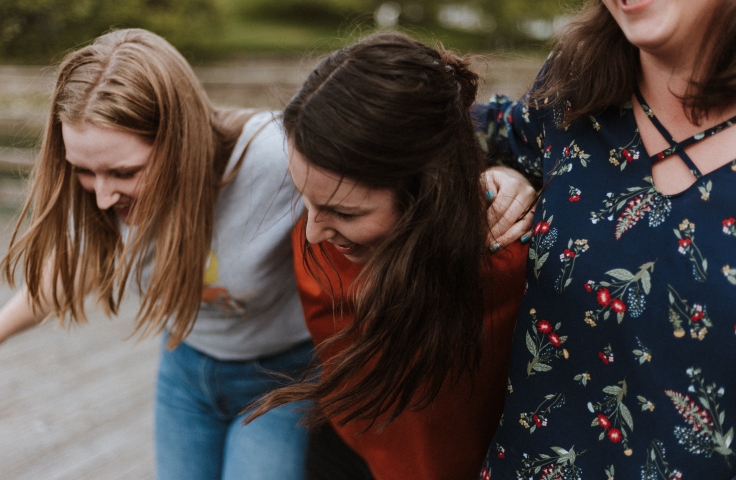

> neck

[
  {"left": 637, "top": 49, "right": 736, "bottom": 135},
  {"left": 639, "top": 47, "right": 692, "bottom": 98}
]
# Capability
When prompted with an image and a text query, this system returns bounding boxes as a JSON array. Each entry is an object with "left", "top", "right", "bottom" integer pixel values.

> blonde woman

[{"left": 0, "top": 29, "right": 312, "bottom": 479}]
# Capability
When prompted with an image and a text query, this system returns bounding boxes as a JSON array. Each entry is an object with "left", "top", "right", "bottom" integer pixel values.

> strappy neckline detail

[{"left": 634, "top": 87, "right": 736, "bottom": 178}]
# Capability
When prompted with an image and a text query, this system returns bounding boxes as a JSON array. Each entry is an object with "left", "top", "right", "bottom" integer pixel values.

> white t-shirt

[{"left": 136, "top": 111, "right": 310, "bottom": 360}]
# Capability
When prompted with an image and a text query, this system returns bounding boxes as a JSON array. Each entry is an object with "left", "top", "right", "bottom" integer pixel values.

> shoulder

[
  {"left": 486, "top": 241, "right": 528, "bottom": 277},
  {"left": 482, "top": 241, "right": 528, "bottom": 301},
  {"left": 240, "top": 110, "right": 284, "bottom": 148},
  {"left": 224, "top": 111, "right": 287, "bottom": 176}
]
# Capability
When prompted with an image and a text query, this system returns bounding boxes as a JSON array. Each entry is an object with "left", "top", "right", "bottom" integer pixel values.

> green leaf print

[
  {"left": 524, "top": 309, "right": 568, "bottom": 377},
  {"left": 665, "top": 368, "right": 734, "bottom": 463}
]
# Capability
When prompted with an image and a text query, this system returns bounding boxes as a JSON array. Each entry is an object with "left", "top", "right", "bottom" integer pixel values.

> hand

[{"left": 482, "top": 166, "right": 537, "bottom": 251}]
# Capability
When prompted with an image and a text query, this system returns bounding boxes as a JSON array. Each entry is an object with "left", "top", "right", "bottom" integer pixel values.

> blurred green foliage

[
  {"left": 0, "top": 0, "right": 223, "bottom": 61},
  {"left": 0, "top": 0, "right": 584, "bottom": 63}
]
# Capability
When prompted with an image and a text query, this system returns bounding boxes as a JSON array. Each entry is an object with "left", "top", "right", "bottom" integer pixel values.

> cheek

[
  {"left": 129, "top": 179, "right": 145, "bottom": 196},
  {"left": 362, "top": 213, "right": 401, "bottom": 247},
  {"left": 126, "top": 172, "right": 149, "bottom": 197},
  {"left": 75, "top": 175, "right": 95, "bottom": 193}
]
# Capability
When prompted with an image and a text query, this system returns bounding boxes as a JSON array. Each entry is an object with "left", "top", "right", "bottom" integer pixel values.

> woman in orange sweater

[{"left": 252, "top": 31, "right": 529, "bottom": 479}]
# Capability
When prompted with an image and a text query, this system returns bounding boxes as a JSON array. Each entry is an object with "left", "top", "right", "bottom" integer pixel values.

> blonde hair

[{"left": 1, "top": 28, "right": 251, "bottom": 346}]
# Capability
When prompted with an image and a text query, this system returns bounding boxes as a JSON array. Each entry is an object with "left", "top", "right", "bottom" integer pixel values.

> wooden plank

[{"left": 0, "top": 211, "right": 158, "bottom": 479}]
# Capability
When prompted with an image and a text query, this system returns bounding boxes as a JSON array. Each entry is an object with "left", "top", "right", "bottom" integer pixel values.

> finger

[
  {"left": 498, "top": 208, "right": 534, "bottom": 240},
  {"left": 488, "top": 207, "right": 534, "bottom": 246},
  {"left": 489, "top": 222, "right": 533, "bottom": 249},
  {"left": 487, "top": 191, "right": 530, "bottom": 235},
  {"left": 485, "top": 189, "right": 516, "bottom": 224},
  {"left": 487, "top": 199, "right": 536, "bottom": 249}
]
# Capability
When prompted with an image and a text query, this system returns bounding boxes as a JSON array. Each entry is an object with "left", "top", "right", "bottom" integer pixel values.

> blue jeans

[{"left": 154, "top": 337, "right": 314, "bottom": 480}]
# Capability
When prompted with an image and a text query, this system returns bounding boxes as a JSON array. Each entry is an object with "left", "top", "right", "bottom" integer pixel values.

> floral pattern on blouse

[{"left": 472, "top": 87, "right": 736, "bottom": 479}]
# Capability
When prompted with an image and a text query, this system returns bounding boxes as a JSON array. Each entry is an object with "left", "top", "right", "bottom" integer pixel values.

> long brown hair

[
  {"left": 0, "top": 29, "right": 251, "bottom": 346},
  {"left": 251, "top": 31, "right": 489, "bottom": 428},
  {"left": 535, "top": 0, "right": 736, "bottom": 125}
]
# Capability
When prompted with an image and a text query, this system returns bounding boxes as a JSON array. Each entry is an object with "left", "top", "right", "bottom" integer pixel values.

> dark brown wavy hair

[
  {"left": 250, "top": 31, "right": 490, "bottom": 428},
  {"left": 534, "top": 0, "right": 736, "bottom": 126}
]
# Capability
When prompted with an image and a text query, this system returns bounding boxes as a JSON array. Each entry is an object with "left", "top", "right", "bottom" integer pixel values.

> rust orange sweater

[{"left": 293, "top": 224, "right": 527, "bottom": 480}]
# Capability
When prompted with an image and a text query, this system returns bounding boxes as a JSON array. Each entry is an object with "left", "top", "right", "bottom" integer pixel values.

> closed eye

[
  {"left": 72, "top": 166, "right": 93, "bottom": 176},
  {"left": 333, "top": 211, "right": 355, "bottom": 220},
  {"left": 111, "top": 169, "right": 140, "bottom": 180}
]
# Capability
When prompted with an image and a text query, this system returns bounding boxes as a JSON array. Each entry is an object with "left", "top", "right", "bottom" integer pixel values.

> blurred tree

[
  {"left": 0, "top": 0, "right": 585, "bottom": 63},
  {"left": 359, "top": 0, "right": 584, "bottom": 47},
  {"left": 0, "top": 0, "right": 223, "bottom": 62},
  {"left": 233, "top": 0, "right": 371, "bottom": 25},
  {"left": 484, "top": 0, "right": 584, "bottom": 47}
]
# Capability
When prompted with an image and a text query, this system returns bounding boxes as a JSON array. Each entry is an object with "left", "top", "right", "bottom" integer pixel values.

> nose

[
  {"left": 93, "top": 176, "right": 121, "bottom": 210},
  {"left": 304, "top": 207, "right": 334, "bottom": 245}
]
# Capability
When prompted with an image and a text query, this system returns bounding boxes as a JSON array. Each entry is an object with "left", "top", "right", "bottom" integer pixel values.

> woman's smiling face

[
  {"left": 288, "top": 144, "right": 401, "bottom": 264},
  {"left": 62, "top": 122, "right": 152, "bottom": 224},
  {"left": 601, "top": 0, "right": 721, "bottom": 61}
]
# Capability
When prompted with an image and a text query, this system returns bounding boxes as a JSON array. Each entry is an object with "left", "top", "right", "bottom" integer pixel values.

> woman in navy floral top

[{"left": 472, "top": 0, "right": 736, "bottom": 478}]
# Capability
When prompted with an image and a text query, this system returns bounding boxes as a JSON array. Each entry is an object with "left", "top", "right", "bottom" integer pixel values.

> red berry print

[
  {"left": 534, "top": 221, "right": 551, "bottom": 235},
  {"left": 596, "top": 287, "right": 611, "bottom": 307},
  {"left": 533, "top": 414, "right": 542, "bottom": 428},
  {"left": 607, "top": 428, "right": 623, "bottom": 443},
  {"left": 597, "top": 414, "right": 611, "bottom": 430},
  {"left": 611, "top": 299, "right": 627, "bottom": 313},
  {"left": 690, "top": 311, "right": 704, "bottom": 322},
  {"left": 536, "top": 320, "right": 552, "bottom": 333}
]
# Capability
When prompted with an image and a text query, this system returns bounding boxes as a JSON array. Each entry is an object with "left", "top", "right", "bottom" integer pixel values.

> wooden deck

[
  {"left": 0, "top": 212, "right": 158, "bottom": 479},
  {"left": 0, "top": 299, "right": 158, "bottom": 480}
]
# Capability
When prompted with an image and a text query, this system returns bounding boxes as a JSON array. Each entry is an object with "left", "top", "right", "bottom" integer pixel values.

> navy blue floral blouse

[{"left": 472, "top": 86, "right": 736, "bottom": 479}]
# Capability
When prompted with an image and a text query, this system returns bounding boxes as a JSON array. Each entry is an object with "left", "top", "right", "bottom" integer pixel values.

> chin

[
  {"left": 344, "top": 255, "right": 368, "bottom": 264},
  {"left": 342, "top": 248, "right": 372, "bottom": 264}
]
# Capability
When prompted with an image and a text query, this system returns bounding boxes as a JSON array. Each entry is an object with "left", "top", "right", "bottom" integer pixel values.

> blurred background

[
  {"left": 1, "top": 0, "right": 581, "bottom": 62},
  {"left": 0, "top": 1, "right": 579, "bottom": 478}
]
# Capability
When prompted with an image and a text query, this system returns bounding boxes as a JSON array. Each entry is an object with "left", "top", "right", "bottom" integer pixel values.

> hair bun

[{"left": 439, "top": 50, "right": 478, "bottom": 110}]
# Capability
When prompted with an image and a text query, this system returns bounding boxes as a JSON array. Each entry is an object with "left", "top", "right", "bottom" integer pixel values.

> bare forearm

[{"left": 0, "top": 288, "right": 49, "bottom": 344}]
